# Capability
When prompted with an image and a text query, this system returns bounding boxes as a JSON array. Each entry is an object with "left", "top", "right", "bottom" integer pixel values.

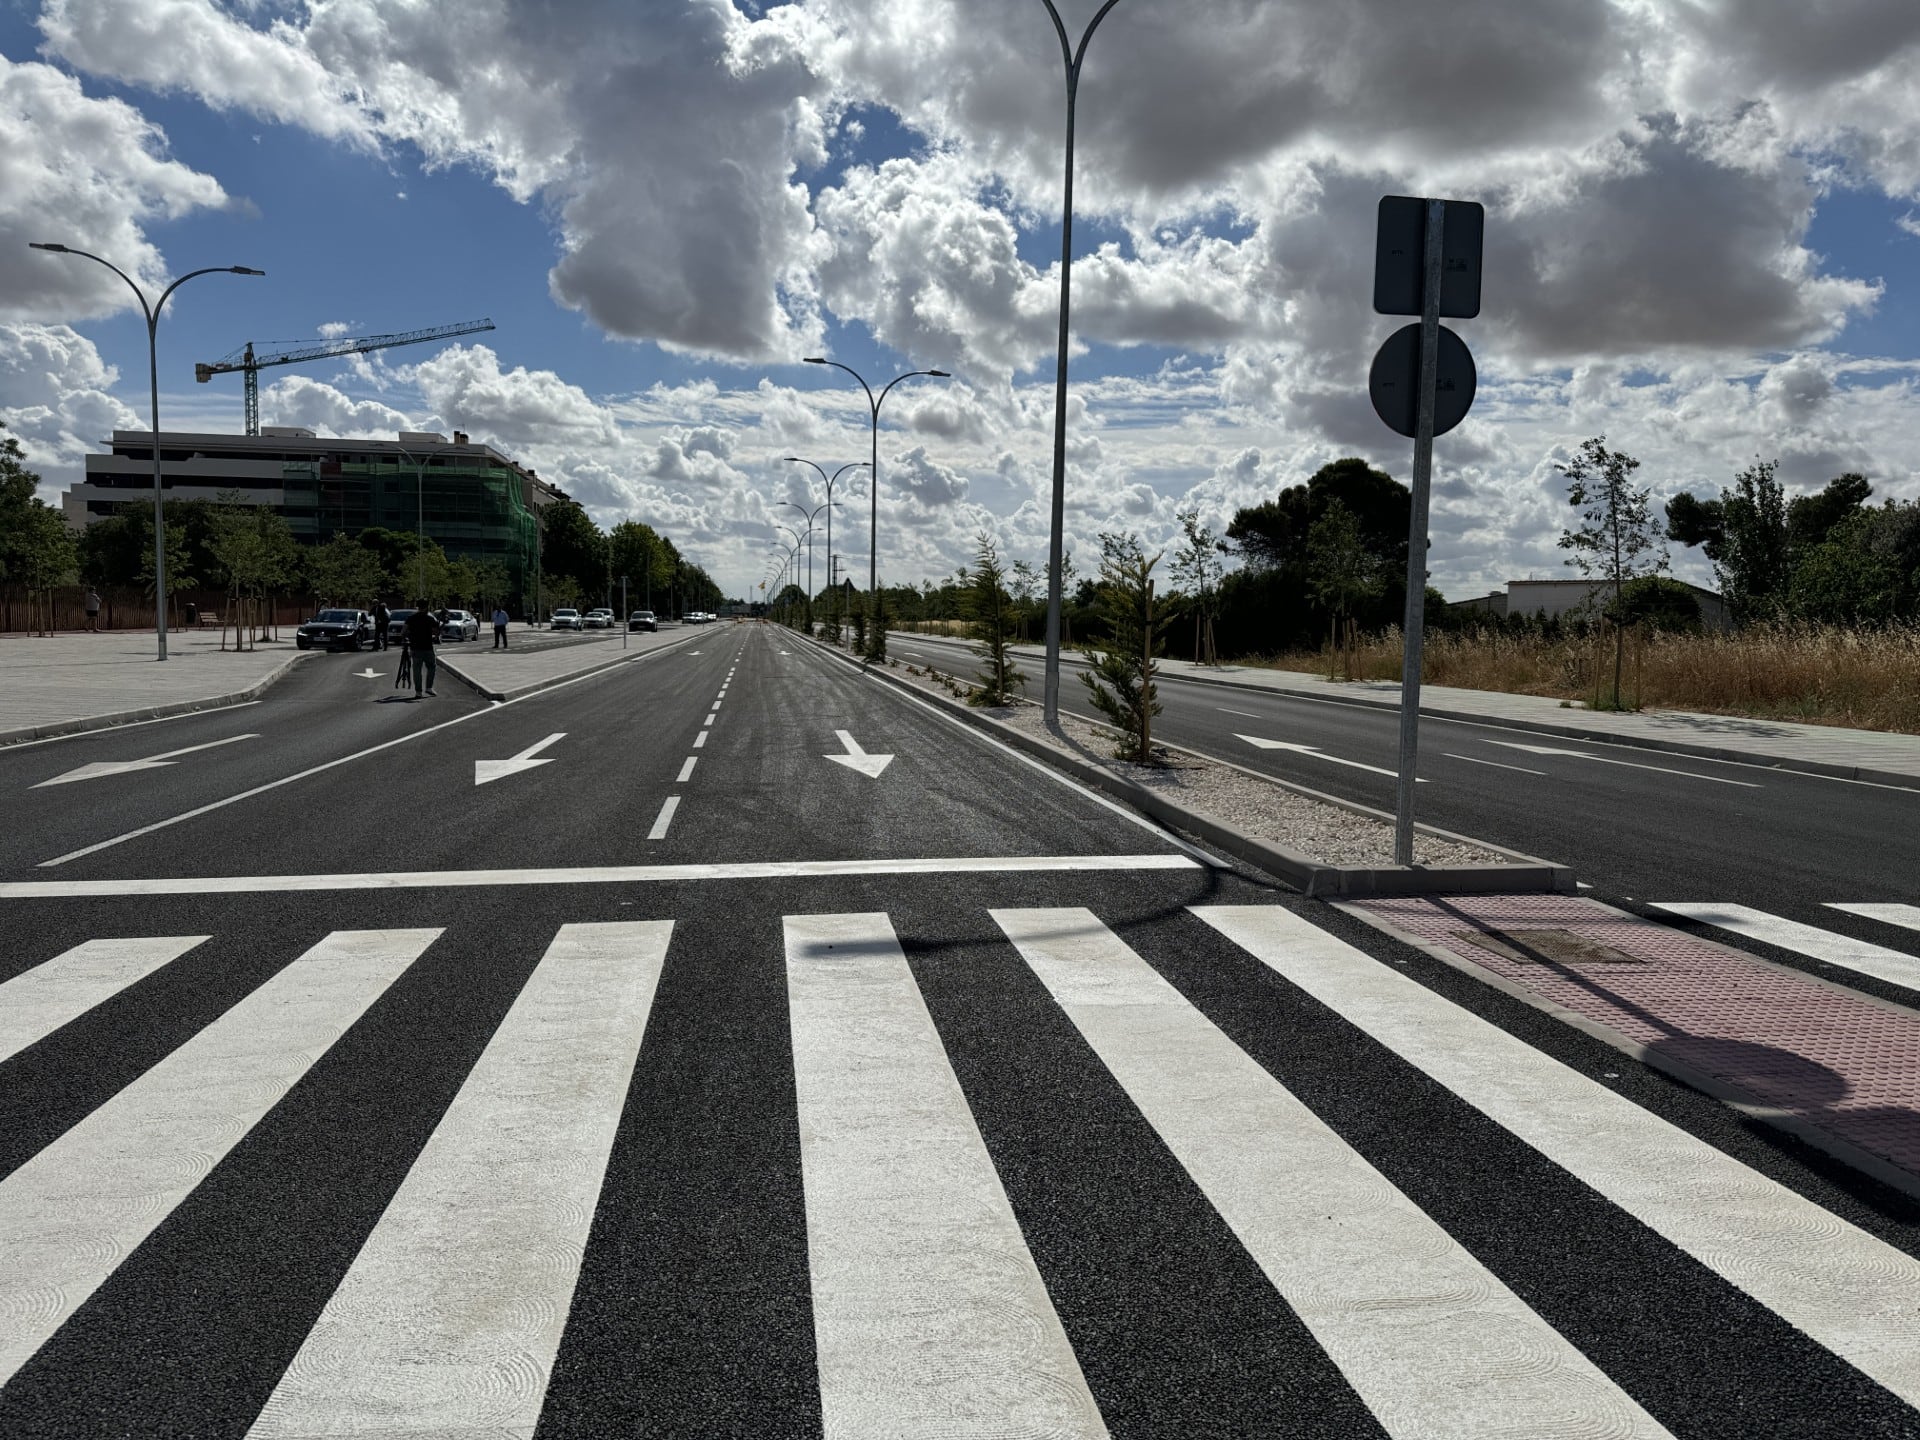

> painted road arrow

[
  {"left": 33, "top": 734, "right": 259, "bottom": 788},
  {"left": 355, "top": 666, "right": 383, "bottom": 678},
  {"left": 1234, "top": 734, "right": 1423, "bottom": 781},
  {"left": 825, "top": 729, "right": 893, "bottom": 778},
  {"left": 1483, "top": 740, "right": 1760, "bottom": 787},
  {"left": 475, "top": 732, "right": 566, "bottom": 786}
]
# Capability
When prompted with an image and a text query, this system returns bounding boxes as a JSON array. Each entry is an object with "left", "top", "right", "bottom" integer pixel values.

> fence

[{"left": 0, "top": 584, "right": 311, "bottom": 635}]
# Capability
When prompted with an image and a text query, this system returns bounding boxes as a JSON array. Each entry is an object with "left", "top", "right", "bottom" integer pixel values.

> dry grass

[{"left": 1244, "top": 622, "right": 1920, "bottom": 733}]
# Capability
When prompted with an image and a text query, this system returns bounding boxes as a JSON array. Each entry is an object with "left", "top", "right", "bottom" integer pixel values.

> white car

[
  {"left": 584, "top": 607, "right": 615, "bottom": 629},
  {"left": 439, "top": 609, "right": 479, "bottom": 641},
  {"left": 551, "top": 607, "right": 582, "bottom": 631}
]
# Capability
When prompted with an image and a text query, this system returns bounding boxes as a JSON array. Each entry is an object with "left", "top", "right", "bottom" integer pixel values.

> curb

[
  {"left": 886, "top": 632, "right": 1920, "bottom": 791},
  {"left": 437, "top": 630, "right": 704, "bottom": 702},
  {"left": 806, "top": 633, "right": 1573, "bottom": 898},
  {"left": 0, "top": 649, "right": 312, "bottom": 748}
]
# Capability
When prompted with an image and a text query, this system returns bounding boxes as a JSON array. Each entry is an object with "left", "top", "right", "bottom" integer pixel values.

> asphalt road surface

[{"left": 2, "top": 622, "right": 1917, "bottom": 1437}]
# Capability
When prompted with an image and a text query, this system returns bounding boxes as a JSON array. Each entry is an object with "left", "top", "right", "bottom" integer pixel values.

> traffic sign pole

[{"left": 1394, "top": 198, "right": 1447, "bottom": 866}]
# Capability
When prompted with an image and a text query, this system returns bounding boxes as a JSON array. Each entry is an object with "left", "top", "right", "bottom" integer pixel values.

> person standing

[
  {"left": 373, "top": 600, "right": 390, "bottom": 650},
  {"left": 492, "top": 604, "right": 510, "bottom": 649},
  {"left": 83, "top": 586, "right": 101, "bottom": 632},
  {"left": 403, "top": 599, "right": 441, "bottom": 698}
]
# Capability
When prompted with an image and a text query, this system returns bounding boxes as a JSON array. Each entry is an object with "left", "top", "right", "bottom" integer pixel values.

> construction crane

[{"left": 196, "top": 318, "right": 496, "bottom": 435}]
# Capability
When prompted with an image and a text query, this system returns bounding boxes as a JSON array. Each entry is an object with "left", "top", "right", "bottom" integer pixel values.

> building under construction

[{"left": 63, "top": 427, "right": 566, "bottom": 604}]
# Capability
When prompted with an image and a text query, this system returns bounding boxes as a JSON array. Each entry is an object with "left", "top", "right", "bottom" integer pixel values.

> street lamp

[
  {"left": 29, "top": 243, "right": 263, "bottom": 660},
  {"left": 1032, "top": 0, "right": 1124, "bottom": 724},
  {"left": 392, "top": 440, "right": 430, "bottom": 602},
  {"left": 801, "top": 360, "right": 948, "bottom": 657},
  {"left": 782, "top": 459, "right": 866, "bottom": 629},
  {"left": 777, "top": 499, "right": 834, "bottom": 606}
]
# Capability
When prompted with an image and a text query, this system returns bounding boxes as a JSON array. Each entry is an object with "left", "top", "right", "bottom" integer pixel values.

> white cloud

[{"left": 0, "top": 321, "right": 142, "bottom": 502}]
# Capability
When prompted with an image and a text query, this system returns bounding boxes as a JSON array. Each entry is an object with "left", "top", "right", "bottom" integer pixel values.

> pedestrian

[
  {"left": 492, "top": 603, "right": 509, "bottom": 648},
  {"left": 83, "top": 585, "right": 101, "bottom": 633},
  {"left": 403, "top": 597, "right": 441, "bottom": 698},
  {"left": 373, "top": 600, "right": 390, "bottom": 651}
]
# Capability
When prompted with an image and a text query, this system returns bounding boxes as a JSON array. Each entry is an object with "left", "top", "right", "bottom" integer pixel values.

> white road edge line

[
  {"left": 647, "top": 796, "right": 680, "bottom": 840},
  {"left": 37, "top": 641, "right": 697, "bottom": 868}
]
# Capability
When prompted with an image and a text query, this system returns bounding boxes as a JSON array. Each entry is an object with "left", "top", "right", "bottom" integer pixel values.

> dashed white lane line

[
  {"left": 1444, "top": 752, "right": 1548, "bottom": 776},
  {"left": 711, "top": 702, "right": 721, "bottom": 712},
  {"left": 677, "top": 757, "right": 698, "bottom": 783},
  {"left": 693, "top": 732, "right": 708, "bottom": 748},
  {"left": 647, "top": 796, "right": 680, "bottom": 840},
  {"left": 703, "top": 714, "right": 716, "bottom": 727},
  {"left": 1216, "top": 707, "right": 1262, "bottom": 718}
]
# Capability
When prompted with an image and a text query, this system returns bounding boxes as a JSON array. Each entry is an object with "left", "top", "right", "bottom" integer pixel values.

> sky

[{"left": 4, "top": 0, "right": 1920, "bottom": 604}]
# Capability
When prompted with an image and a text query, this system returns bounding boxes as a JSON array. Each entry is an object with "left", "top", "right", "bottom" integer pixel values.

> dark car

[
  {"left": 296, "top": 609, "right": 376, "bottom": 651},
  {"left": 386, "top": 608, "right": 416, "bottom": 643},
  {"left": 628, "top": 610, "right": 657, "bottom": 631}
]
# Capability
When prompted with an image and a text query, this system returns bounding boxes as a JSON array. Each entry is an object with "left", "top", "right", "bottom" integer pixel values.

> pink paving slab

[{"left": 1352, "top": 893, "right": 1920, "bottom": 1177}]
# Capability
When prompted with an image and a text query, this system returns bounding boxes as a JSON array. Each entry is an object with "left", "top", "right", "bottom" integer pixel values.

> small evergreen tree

[
  {"left": 1079, "top": 533, "right": 1165, "bottom": 762},
  {"left": 863, "top": 587, "right": 888, "bottom": 661},
  {"left": 1558, "top": 436, "right": 1667, "bottom": 708},
  {"left": 965, "top": 532, "right": 1024, "bottom": 705}
]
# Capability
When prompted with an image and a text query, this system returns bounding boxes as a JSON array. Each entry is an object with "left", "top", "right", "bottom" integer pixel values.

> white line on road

[
  {"left": 0, "top": 935, "right": 209, "bottom": 1065},
  {"left": 247, "top": 922, "right": 669, "bottom": 1440},
  {"left": 0, "top": 700, "right": 264, "bottom": 751},
  {"left": 0, "top": 853, "right": 1200, "bottom": 899},
  {"left": 1828, "top": 902, "right": 1920, "bottom": 935},
  {"left": 1649, "top": 903, "right": 1920, "bottom": 989},
  {"left": 646, "top": 796, "right": 680, "bottom": 840},
  {"left": 0, "top": 928, "right": 437, "bottom": 1387},
  {"left": 710, "top": 701, "right": 721, "bottom": 712},
  {"left": 1205, "top": 903, "right": 1920, "bottom": 1410},
  {"left": 786, "top": 913, "right": 1106, "bottom": 1439},
  {"left": 1216, "top": 707, "right": 1262, "bottom": 718},
  {"left": 677, "top": 756, "right": 698, "bottom": 782},
  {"left": 1485, "top": 741, "right": 1762, "bottom": 787},
  {"left": 693, "top": 731, "right": 708, "bottom": 748},
  {"left": 997, "top": 908, "right": 1667, "bottom": 1439},
  {"left": 32, "top": 732, "right": 260, "bottom": 788},
  {"left": 1234, "top": 734, "right": 1422, "bottom": 780},
  {"left": 702, "top": 713, "right": 715, "bottom": 726},
  {"left": 1443, "top": 752, "right": 1548, "bottom": 776},
  {"left": 474, "top": 731, "right": 566, "bottom": 786}
]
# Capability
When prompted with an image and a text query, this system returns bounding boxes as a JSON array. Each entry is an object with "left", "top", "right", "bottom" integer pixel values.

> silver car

[
  {"left": 440, "top": 609, "right": 479, "bottom": 641},
  {"left": 550, "top": 607, "right": 582, "bottom": 631}
]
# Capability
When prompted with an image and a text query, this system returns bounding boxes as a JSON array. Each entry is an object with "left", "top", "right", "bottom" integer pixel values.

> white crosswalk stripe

[
  {"left": 0, "top": 928, "right": 439, "bottom": 1388},
  {"left": 995, "top": 906, "right": 1670, "bottom": 1440},
  {"left": 247, "top": 921, "right": 671, "bottom": 1440},
  {"left": 0, "top": 934, "right": 207, "bottom": 1065},
  {"left": 1649, "top": 901, "right": 1920, "bottom": 989},
  {"left": 1828, "top": 901, "right": 1920, "bottom": 936}
]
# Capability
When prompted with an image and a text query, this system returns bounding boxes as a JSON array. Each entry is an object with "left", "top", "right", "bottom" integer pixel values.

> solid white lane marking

[
  {"left": 786, "top": 913, "right": 1106, "bottom": 1439},
  {"left": 677, "top": 756, "right": 698, "bottom": 783},
  {"left": 1650, "top": 903, "right": 1920, "bottom": 989},
  {"left": 0, "top": 935, "right": 209, "bottom": 1064},
  {"left": 248, "top": 922, "right": 669, "bottom": 1440},
  {"left": 702, "top": 714, "right": 715, "bottom": 727},
  {"left": 646, "top": 796, "right": 680, "bottom": 840},
  {"left": 1486, "top": 741, "right": 1762, "bottom": 787},
  {"left": 0, "top": 854, "right": 1199, "bottom": 899},
  {"left": 997, "top": 908, "right": 1667, "bottom": 1439},
  {"left": 1199, "top": 904, "right": 1920, "bottom": 1407},
  {"left": 474, "top": 731, "right": 565, "bottom": 786},
  {"left": 825, "top": 729, "right": 894, "bottom": 779},
  {"left": 693, "top": 731, "right": 708, "bottom": 749},
  {"left": 1829, "top": 902, "right": 1920, "bottom": 935},
  {"left": 1217, "top": 707, "right": 1262, "bottom": 718},
  {"left": 1234, "top": 733, "right": 1421, "bottom": 780},
  {"left": 32, "top": 732, "right": 260, "bottom": 788},
  {"left": 1444, "top": 752, "right": 1548, "bottom": 776},
  {"left": 0, "top": 928, "right": 437, "bottom": 1387}
]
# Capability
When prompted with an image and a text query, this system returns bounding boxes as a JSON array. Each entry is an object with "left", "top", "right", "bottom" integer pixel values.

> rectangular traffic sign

[{"left": 1373, "top": 196, "right": 1483, "bottom": 318}]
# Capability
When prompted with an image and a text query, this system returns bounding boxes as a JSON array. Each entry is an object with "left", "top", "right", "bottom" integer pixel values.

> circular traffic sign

[{"left": 1368, "top": 323, "right": 1476, "bottom": 439}]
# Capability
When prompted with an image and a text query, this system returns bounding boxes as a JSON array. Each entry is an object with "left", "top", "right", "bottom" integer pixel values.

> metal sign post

[{"left": 621, "top": 575, "right": 628, "bottom": 649}]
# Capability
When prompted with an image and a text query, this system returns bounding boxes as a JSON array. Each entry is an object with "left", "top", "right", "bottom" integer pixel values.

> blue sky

[{"left": 5, "top": 0, "right": 1919, "bottom": 600}]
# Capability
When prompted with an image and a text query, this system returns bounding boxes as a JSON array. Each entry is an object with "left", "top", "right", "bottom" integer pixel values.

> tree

[
  {"left": 306, "top": 533, "right": 392, "bottom": 606},
  {"left": 965, "top": 532, "right": 1023, "bottom": 705},
  {"left": 1609, "top": 576, "right": 1703, "bottom": 633},
  {"left": 1170, "top": 510, "right": 1224, "bottom": 664},
  {"left": 541, "top": 500, "right": 609, "bottom": 602},
  {"left": 1558, "top": 436, "right": 1668, "bottom": 708},
  {"left": 1303, "top": 499, "right": 1384, "bottom": 679},
  {"left": 1079, "top": 532, "right": 1166, "bottom": 762},
  {"left": 207, "top": 493, "right": 298, "bottom": 647},
  {"left": 1008, "top": 559, "right": 1041, "bottom": 642}
]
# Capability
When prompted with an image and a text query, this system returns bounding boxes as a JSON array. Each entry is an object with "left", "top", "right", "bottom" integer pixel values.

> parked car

[
  {"left": 386, "top": 608, "right": 415, "bottom": 643},
  {"left": 584, "top": 607, "right": 615, "bottom": 629},
  {"left": 296, "top": 608, "right": 376, "bottom": 651},
  {"left": 628, "top": 610, "right": 658, "bottom": 632},
  {"left": 551, "top": 607, "right": 583, "bottom": 631},
  {"left": 439, "top": 609, "right": 479, "bottom": 641}
]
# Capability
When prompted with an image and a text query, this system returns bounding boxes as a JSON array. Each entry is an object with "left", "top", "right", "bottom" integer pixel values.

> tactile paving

[{"left": 1353, "top": 894, "right": 1920, "bottom": 1177}]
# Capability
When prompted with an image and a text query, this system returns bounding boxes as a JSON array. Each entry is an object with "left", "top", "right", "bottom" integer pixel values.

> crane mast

[{"left": 196, "top": 318, "right": 496, "bottom": 435}]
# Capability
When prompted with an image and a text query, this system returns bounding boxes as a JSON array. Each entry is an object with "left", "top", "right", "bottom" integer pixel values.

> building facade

[
  {"left": 65, "top": 427, "right": 567, "bottom": 602},
  {"left": 1448, "top": 578, "right": 1729, "bottom": 629}
]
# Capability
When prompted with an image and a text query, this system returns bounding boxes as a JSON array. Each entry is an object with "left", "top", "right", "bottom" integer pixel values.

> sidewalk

[
  {"left": 892, "top": 632, "right": 1920, "bottom": 785},
  {"left": 0, "top": 631, "right": 309, "bottom": 746}
]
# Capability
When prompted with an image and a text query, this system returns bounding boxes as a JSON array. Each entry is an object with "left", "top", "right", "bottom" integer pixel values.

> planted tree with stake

[
  {"left": 1558, "top": 435, "right": 1667, "bottom": 709},
  {"left": 1079, "top": 532, "right": 1165, "bottom": 762},
  {"left": 965, "top": 532, "right": 1024, "bottom": 706}
]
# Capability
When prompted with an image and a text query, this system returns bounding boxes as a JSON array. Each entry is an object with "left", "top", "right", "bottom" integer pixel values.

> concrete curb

[
  {"left": 437, "top": 630, "right": 705, "bottom": 702},
  {"left": 805, "top": 633, "right": 1573, "bottom": 898},
  {"left": 0, "top": 649, "right": 312, "bottom": 748},
  {"left": 886, "top": 631, "right": 1920, "bottom": 790}
]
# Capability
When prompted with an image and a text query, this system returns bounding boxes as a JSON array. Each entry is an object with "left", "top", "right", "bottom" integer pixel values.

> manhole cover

[{"left": 1448, "top": 928, "right": 1645, "bottom": 967}]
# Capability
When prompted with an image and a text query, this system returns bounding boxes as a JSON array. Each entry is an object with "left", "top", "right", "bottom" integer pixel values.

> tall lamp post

[
  {"left": 29, "top": 243, "right": 263, "bottom": 660},
  {"left": 782, "top": 459, "right": 866, "bottom": 622},
  {"left": 1033, "top": 0, "right": 1123, "bottom": 724},
  {"left": 775, "top": 522, "right": 813, "bottom": 628},
  {"left": 801, "top": 359, "right": 948, "bottom": 655},
  {"left": 777, "top": 500, "right": 833, "bottom": 605},
  {"left": 393, "top": 440, "right": 430, "bottom": 602}
]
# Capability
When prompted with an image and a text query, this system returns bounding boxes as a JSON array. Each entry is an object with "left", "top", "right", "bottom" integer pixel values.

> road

[{"left": 2, "top": 622, "right": 1917, "bottom": 1437}]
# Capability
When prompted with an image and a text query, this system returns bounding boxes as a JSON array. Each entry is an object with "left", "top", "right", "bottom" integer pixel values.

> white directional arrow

[
  {"left": 33, "top": 734, "right": 259, "bottom": 788},
  {"left": 1483, "top": 740, "right": 1760, "bottom": 787},
  {"left": 475, "top": 732, "right": 566, "bottom": 786},
  {"left": 1233, "top": 734, "right": 1423, "bottom": 781},
  {"left": 355, "top": 667, "right": 382, "bottom": 678},
  {"left": 825, "top": 729, "right": 893, "bottom": 778}
]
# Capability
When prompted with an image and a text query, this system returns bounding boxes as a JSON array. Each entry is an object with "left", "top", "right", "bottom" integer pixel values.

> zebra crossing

[{"left": 1, "top": 900, "right": 1917, "bottom": 1436}]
